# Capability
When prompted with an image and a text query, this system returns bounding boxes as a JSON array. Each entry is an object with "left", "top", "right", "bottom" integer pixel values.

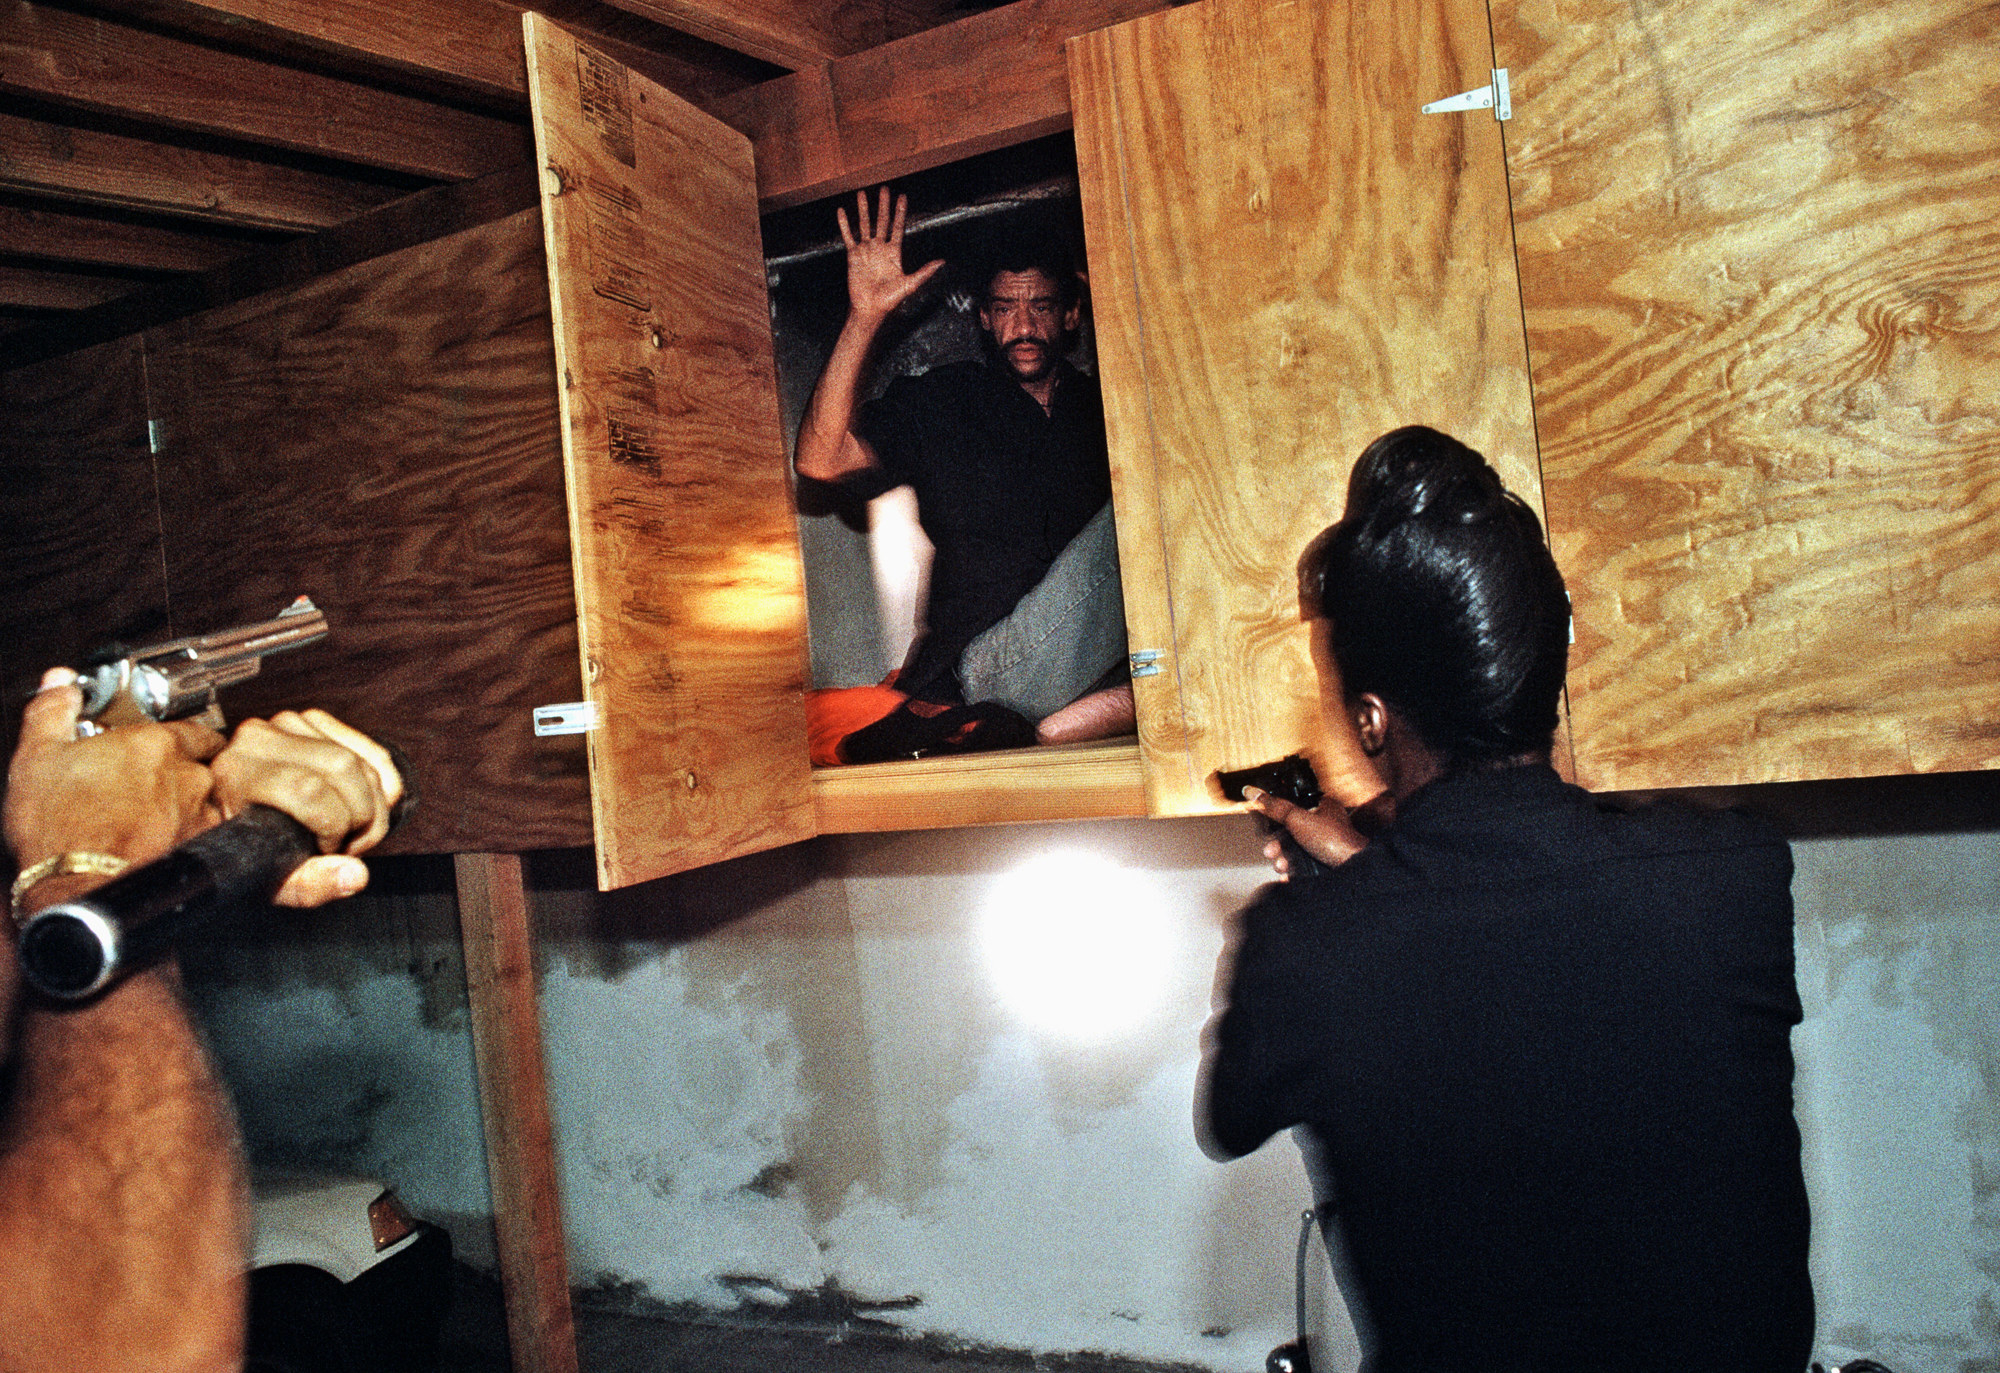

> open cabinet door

[
  {"left": 1069, "top": 0, "right": 1547, "bottom": 816},
  {"left": 524, "top": 13, "right": 814, "bottom": 889},
  {"left": 1494, "top": 0, "right": 2000, "bottom": 791}
]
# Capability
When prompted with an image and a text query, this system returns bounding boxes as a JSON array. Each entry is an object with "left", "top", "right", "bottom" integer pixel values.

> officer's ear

[{"left": 1350, "top": 694, "right": 1390, "bottom": 757}]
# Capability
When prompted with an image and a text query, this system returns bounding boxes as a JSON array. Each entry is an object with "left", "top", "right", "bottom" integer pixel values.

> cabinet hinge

[
  {"left": 533, "top": 701, "right": 599, "bottom": 736},
  {"left": 1422, "top": 68, "right": 1511, "bottom": 122},
  {"left": 1129, "top": 649, "right": 1164, "bottom": 678}
]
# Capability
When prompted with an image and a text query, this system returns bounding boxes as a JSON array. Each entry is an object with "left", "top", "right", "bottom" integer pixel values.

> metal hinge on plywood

[
  {"left": 533, "top": 701, "right": 599, "bottom": 736},
  {"left": 1423, "top": 68, "right": 1511, "bottom": 121}
]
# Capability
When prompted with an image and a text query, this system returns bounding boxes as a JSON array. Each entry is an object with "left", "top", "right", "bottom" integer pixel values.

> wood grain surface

[
  {"left": 714, "top": 0, "right": 1170, "bottom": 209},
  {"left": 0, "top": 2, "right": 530, "bottom": 181},
  {"left": 455, "top": 852, "right": 581, "bottom": 1373},
  {"left": 812, "top": 739, "right": 1146, "bottom": 832},
  {"left": 1499, "top": 0, "right": 2000, "bottom": 789},
  {"left": 526, "top": 14, "right": 816, "bottom": 889},
  {"left": 0, "top": 337, "right": 166, "bottom": 763},
  {"left": 146, "top": 208, "right": 592, "bottom": 855},
  {"left": 1070, "top": 0, "right": 1545, "bottom": 816},
  {"left": 0, "top": 109, "right": 406, "bottom": 231}
]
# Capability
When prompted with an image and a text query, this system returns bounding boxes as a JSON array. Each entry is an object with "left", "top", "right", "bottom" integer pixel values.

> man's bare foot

[{"left": 1036, "top": 684, "right": 1136, "bottom": 745}]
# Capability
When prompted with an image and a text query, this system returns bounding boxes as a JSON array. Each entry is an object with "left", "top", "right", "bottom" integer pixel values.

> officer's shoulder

[{"left": 1591, "top": 788, "right": 1789, "bottom": 862}]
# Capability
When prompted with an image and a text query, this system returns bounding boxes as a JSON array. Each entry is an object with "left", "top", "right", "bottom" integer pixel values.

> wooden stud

[
  {"left": 454, "top": 852, "right": 579, "bottom": 1373},
  {"left": 79, "top": 0, "right": 780, "bottom": 111}
]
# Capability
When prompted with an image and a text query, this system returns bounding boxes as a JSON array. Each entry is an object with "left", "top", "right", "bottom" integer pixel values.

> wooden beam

[
  {"left": 0, "top": 203, "right": 262, "bottom": 272},
  {"left": 0, "top": 2, "right": 530, "bottom": 179},
  {"left": 0, "top": 264, "right": 139, "bottom": 310},
  {"left": 82, "top": 0, "right": 535, "bottom": 106},
  {"left": 0, "top": 112, "right": 406, "bottom": 229},
  {"left": 454, "top": 853, "right": 579, "bottom": 1373},
  {"left": 521, "top": 0, "right": 787, "bottom": 106},
  {"left": 86, "top": 0, "right": 797, "bottom": 107},
  {"left": 593, "top": 0, "right": 867, "bottom": 69},
  {"left": 713, "top": 0, "right": 1172, "bottom": 210}
]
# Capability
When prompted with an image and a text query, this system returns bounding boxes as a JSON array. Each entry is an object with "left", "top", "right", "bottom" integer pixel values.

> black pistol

[{"left": 1214, "top": 753, "right": 1334, "bottom": 881}]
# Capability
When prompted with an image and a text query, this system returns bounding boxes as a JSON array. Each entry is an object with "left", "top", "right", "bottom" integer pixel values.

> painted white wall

[
  {"left": 1793, "top": 831, "right": 2000, "bottom": 1371},
  {"left": 194, "top": 817, "right": 2000, "bottom": 1371}
]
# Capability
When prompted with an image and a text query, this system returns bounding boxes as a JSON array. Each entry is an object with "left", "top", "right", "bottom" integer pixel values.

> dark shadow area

[
  {"left": 526, "top": 838, "right": 833, "bottom": 949},
  {"left": 1613, "top": 767, "right": 2000, "bottom": 840},
  {"left": 439, "top": 1261, "right": 1213, "bottom": 1373}
]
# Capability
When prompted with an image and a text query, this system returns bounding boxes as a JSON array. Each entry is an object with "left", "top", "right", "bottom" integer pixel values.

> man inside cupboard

[
  {"left": 1200, "top": 426, "right": 1813, "bottom": 1369},
  {"left": 794, "top": 186, "right": 1134, "bottom": 756}
]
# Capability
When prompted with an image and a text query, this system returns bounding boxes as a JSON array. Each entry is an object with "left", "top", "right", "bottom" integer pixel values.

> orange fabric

[{"left": 804, "top": 683, "right": 907, "bottom": 766}]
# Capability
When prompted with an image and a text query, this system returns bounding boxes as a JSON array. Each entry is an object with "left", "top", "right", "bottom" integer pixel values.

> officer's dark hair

[
  {"left": 982, "top": 235, "right": 1082, "bottom": 312},
  {"left": 1300, "top": 425, "right": 1570, "bottom": 768}
]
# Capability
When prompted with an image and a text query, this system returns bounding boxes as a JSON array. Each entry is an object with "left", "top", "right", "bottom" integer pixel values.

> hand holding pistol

[
  {"left": 14, "top": 601, "right": 411, "bottom": 1000},
  {"left": 73, "top": 595, "right": 328, "bottom": 734}
]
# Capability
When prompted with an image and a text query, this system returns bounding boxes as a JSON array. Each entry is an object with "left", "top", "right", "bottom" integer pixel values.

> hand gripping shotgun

[{"left": 17, "top": 598, "right": 412, "bottom": 1000}]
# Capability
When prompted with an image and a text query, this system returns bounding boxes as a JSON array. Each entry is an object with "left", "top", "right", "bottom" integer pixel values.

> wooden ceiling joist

[
  {"left": 0, "top": 111, "right": 407, "bottom": 229},
  {"left": 717, "top": 0, "right": 1172, "bottom": 209},
  {"left": 0, "top": 1, "right": 531, "bottom": 180},
  {"left": 0, "top": 263, "right": 145, "bottom": 310},
  {"left": 595, "top": 0, "right": 880, "bottom": 70},
  {"left": 0, "top": 0, "right": 1071, "bottom": 350},
  {"left": 0, "top": 202, "right": 262, "bottom": 270},
  {"left": 80, "top": 0, "right": 537, "bottom": 105}
]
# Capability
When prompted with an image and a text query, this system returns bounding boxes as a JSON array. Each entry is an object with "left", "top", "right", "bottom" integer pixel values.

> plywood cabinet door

[
  {"left": 1069, "top": 0, "right": 1546, "bottom": 816},
  {"left": 1495, "top": 0, "right": 2000, "bottom": 791},
  {"left": 524, "top": 14, "right": 816, "bottom": 889}
]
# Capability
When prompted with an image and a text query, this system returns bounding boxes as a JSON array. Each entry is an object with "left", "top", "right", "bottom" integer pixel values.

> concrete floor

[{"left": 438, "top": 1266, "right": 1214, "bottom": 1373}]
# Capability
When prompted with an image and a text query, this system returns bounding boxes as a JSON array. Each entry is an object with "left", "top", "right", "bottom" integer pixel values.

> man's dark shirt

[
  {"left": 842, "top": 357, "right": 1111, "bottom": 702},
  {"left": 1205, "top": 765, "right": 1813, "bottom": 1371}
]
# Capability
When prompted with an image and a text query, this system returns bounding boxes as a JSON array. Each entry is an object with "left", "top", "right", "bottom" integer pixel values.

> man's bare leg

[{"left": 1034, "top": 682, "right": 1136, "bottom": 745}]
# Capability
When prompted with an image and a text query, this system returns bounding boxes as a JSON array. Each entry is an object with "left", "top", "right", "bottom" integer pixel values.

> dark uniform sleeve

[{"left": 1200, "top": 881, "right": 1326, "bottom": 1159}]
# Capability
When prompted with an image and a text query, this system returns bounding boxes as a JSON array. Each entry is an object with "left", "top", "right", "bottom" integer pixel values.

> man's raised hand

[{"left": 839, "top": 186, "right": 944, "bottom": 324}]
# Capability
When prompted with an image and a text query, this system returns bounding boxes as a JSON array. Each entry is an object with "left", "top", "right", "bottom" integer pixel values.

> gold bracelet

[{"left": 10, "top": 852, "right": 131, "bottom": 927}]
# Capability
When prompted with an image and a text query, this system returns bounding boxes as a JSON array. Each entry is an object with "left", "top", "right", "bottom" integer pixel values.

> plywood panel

[
  {"left": 148, "top": 208, "right": 592, "bottom": 855},
  {"left": 525, "top": 14, "right": 815, "bottom": 889},
  {"left": 812, "top": 738, "right": 1145, "bottom": 832},
  {"left": 1498, "top": 0, "right": 2000, "bottom": 789},
  {"left": 0, "top": 337, "right": 165, "bottom": 761},
  {"left": 1070, "top": 0, "right": 1544, "bottom": 815}
]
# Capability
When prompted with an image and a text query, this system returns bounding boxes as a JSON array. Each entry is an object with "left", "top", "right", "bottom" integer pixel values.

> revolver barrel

[{"left": 77, "top": 595, "right": 328, "bottom": 727}]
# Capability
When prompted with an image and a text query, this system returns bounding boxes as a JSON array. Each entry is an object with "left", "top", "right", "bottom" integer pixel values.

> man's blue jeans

[{"left": 956, "top": 502, "right": 1127, "bottom": 722}]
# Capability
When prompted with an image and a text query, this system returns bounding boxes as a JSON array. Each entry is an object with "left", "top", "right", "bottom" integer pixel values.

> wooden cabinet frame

[{"left": 525, "top": 0, "right": 1555, "bottom": 888}]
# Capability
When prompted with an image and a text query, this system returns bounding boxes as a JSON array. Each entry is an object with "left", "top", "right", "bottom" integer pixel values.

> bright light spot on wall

[{"left": 978, "top": 850, "right": 1174, "bottom": 1042}]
